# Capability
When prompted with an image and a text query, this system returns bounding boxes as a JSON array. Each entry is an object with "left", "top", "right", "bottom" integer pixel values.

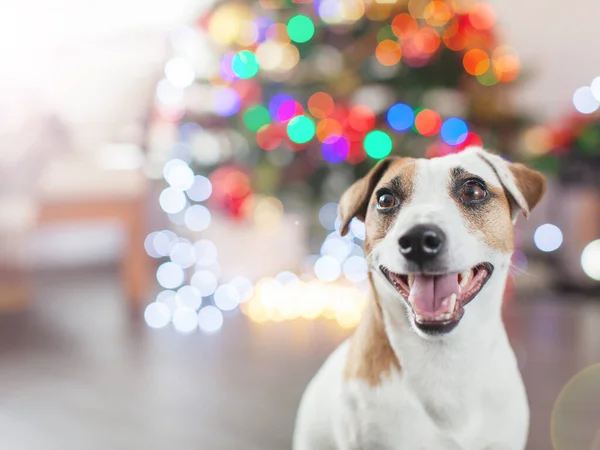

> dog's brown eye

[
  {"left": 461, "top": 181, "right": 487, "bottom": 202},
  {"left": 377, "top": 193, "right": 396, "bottom": 209}
]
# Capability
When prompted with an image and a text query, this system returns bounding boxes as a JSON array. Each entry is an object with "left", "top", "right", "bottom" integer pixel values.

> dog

[{"left": 293, "top": 147, "right": 545, "bottom": 450}]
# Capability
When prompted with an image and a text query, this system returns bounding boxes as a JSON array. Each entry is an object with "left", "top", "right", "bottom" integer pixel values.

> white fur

[{"left": 293, "top": 148, "right": 530, "bottom": 450}]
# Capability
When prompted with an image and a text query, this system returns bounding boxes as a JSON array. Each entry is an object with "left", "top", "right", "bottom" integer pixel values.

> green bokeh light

[
  {"left": 287, "top": 115, "right": 316, "bottom": 143},
  {"left": 244, "top": 105, "right": 271, "bottom": 132},
  {"left": 364, "top": 131, "right": 392, "bottom": 159},
  {"left": 287, "top": 15, "right": 315, "bottom": 43},
  {"left": 377, "top": 25, "right": 395, "bottom": 43},
  {"left": 232, "top": 50, "right": 259, "bottom": 79}
]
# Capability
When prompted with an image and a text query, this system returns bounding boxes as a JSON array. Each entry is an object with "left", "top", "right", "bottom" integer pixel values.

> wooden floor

[{"left": 0, "top": 268, "right": 598, "bottom": 450}]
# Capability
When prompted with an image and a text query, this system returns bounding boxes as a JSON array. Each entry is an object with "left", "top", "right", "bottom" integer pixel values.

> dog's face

[{"left": 339, "top": 147, "right": 546, "bottom": 339}]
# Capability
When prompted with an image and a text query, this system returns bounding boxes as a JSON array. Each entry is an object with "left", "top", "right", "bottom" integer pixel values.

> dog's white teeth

[
  {"left": 459, "top": 270, "right": 472, "bottom": 289},
  {"left": 447, "top": 293, "right": 457, "bottom": 313},
  {"left": 408, "top": 274, "right": 415, "bottom": 288}
]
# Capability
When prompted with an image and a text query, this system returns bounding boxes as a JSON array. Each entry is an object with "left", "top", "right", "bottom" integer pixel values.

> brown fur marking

[
  {"left": 344, "top": 276, "right": 400, "bottom": 386},
  {"left": 340, "top": 159, "right": 416, "bottom": 385},
  {"left": 509, "top": 163, "right": 546, "bottom": 212},
  {"left": 451, "top": 170, "right": 514, "bottom": 253},
  {"left": 363, "top": 158, "right": 416, "bottom": 255}
]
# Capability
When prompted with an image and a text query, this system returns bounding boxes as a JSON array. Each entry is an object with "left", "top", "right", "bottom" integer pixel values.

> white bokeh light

[
  {"left": 573, "top": 86, "right": 599, "bottom": 114},
  {"left": 159, "top": 187, "right": 187, "bottom": 214},
  {"left": 144, "top": 232, "right": 162, "bottom": 258},
  {"left": 321, "top": 238, "right": 352, "bottom": 262},
  {"left": 156, "top": 262, "right": 185, "bottom": 289},
  {"left": 581, "top": 239, "right": 600, "bottom": 281},
  {"left": 186, "top": 175, "right": 212, "bottom": 202},
  {"left": 343, "top": 255, "right": 369, "bottom": 283},
  {"left": 275, "top": 271, "right": 300, "bottom": 287},
  {"left": 165, "top": 163, "right": 195, "bottom": 191},
  {"left": 144, "top": 302, "right": 171, "bottom": 329},
  {"left": 176, "top": 285, "right": 203, "bottom": 310},
  {"left": 198, "top": 306, "right": 224, "bottom": 333},
  {"left": 214, "top": 284, "right": 241, "bottom": 311},
  {"left": 156, "top": 79, "right": 183, "bottom": 106},
  {"left": 591, "top": 76, "right": 600, "bottom": 102},
  {"left": 350, "top": 218, "right": 366, "bottom": 240},
  {"left": 533, "top": 223, "right": 563, "bottom": 252},
  {"left": 169, "top": 240, "right": 196, "bottom": 268},
  {"left": 191, "top": 270, "right": 218, "bottom": 296},
  {"left": 314, "top": 255, "right": 342, "bottom": 282},
  {"left": 152, "top": 230, "right": 177, "bottom": 256},
  {"left": 194, "top": 239, "right": 218, "bottom": 266},
  {"left": 156, "top": 290, "right": 178, "bottom": 313},
  {"left": 229, "top": 276, "right": 254, "bottom": 302},
  {"left": 318, "top": 203, "right": 339, "bottom": 230},
  {"left": 165, "top": 57, "right": 196, "bottom": 89},
  {"left": 173, "top": 307, "right": 199, "bottom": 333},
  {"left": 184, "top": 205, "right": 211, "bottom": 231}
]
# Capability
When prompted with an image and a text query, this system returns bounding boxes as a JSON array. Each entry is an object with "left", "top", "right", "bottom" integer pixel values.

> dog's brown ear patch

[
  {"left": 344, "top": 293, "right": 400, "bottom": 386},
  {"left": 338, "top": 157, "right": 397, "bottom": 236},
  {"left": 509, "top": 163, "right": 546, "bottom": 213}
]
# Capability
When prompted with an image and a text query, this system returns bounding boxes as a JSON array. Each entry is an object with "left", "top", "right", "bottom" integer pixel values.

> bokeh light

[
  {"left": 440, "top": 117, "right": 468, "bottom": 146},
  {"left": 387, "top": 103, "right": 415, "bottom": 131},
  {"left": 414, "top": 109, "right": 442, "bottom": 136},
  {"left": 287, "top": 15, "right": 315, "bottom": 43},
  {"left": 184, "top": 205, "right": 211, "bottom": 231},
  {"left": 533, "top": 224, "right": 563, "bottom": 252},
  {"left": 159, "top": 187, "right": 187, "bottom": 214},
  {"left": 343, "top": 255, "right": 369, "bottom": 283},
  {"left": 319, "top": 203, "right": 339, "bottom": 230},
  {"left": 348, "top": 105, "right": 375, "bottom": 132},
  {"left": 231, "top": 50, "right": 260, "bottom": 79},
  {"left": 173, "top": 307, "right": 199, "bottom": 333},
  {"left": 469, "top": 3, "right": 496, "bottom": 30},
  {"left": 243, "top": 105, "right": 271, "bottom": 132},
  {"left": 256, "top": 124, "right": 284, "bottom": 150},
  {"left": 322, "top": 137, "right": 349, "bottom": 163},
  {"left": 287, "top": 115, "right": 316, "bottom": 143},
  {"left": 165, "top": 57, "right": 195, "bottom": 89},
  {"left": 573, "top": 86, "right": 599, "bottom": 114},
  {"left": 157, "top": 262, "right": 185, "bottom": 289},
  {"left": 314, "top": 255, "right": 342, "bottom": 282},
  {"left": 376, "top": 40, "right": 402, "bottom": 66},
  {"left": 214, "top": 284, "right": 241, "bottom": 311},
  {"left": 191, "top": 270, "right": 218, "bottom": 296},
  {"left": 144, "top": 302, "right": 171, "bottom": 329},
  {"left": 308, "top": 92, "right": 334, "bottom": 118},
  {"left": 169, "top": 240, "right": 196, "bottom": 268},
  {"left": 198, "top": 306, "right": 224, "bottom": 333},
  {"left": 214, "top": 87, "right": 241, "bottom": 116},
  {"left": 463, "top": 49, "right": 490, "bottom": 76},
  {"left": 391, "top": 13, "right": 418, "bottom": 39},
  {"left": 364, "top": 130, "right": 392, "bottom": 159},
  {"left": 581, "top": 240, "right": 600, "bottom": 281},
  {"left": 177, "top": 285, "right": 203, "bottom": 310},
  {"left": 186, "top": 175, "right": 213, "bottom": 202},
  {"left": 229, "top": 276, "right": 254, "bottom": 302}
]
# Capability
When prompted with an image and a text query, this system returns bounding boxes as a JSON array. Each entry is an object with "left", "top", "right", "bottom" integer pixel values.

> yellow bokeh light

[
  {"left": 242, "top": 276, "right": 367, "bottom": 329},
  {"left": 208, "top": 4, "right": 253, "bottom": 46}
]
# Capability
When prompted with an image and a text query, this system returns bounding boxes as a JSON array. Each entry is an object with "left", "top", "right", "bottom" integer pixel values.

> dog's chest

[{"left": 339, "top": 364, "right": 524, "bottom": 450}]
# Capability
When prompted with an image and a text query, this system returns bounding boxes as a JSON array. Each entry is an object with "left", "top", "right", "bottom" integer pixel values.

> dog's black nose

[{"left": 398, "top": 225, "right": 445, "bottom": 264}]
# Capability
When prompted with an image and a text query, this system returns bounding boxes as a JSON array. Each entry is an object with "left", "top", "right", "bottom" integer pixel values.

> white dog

[{"left": 293, "top": 147, "right": 545, "bottom": 450}]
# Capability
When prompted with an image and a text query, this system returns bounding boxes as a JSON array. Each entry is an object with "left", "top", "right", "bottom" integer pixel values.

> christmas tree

[{"left": 143, "top": 0, "right": 528, "bottom": 332}]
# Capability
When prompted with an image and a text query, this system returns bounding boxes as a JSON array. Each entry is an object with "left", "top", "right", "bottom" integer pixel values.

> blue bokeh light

[
  {"left": 440, "top": 117, "right": 469, "bottom": 146},
  {"left": 387, "top": 103, "right": 415, "bottom": 132},
  {"left": 269, "top": 93, "right": 294, "bottom": 119},
  {"left": 214, "top": 88, "right": 241, "bottom": 116},
  {"left": 322, "top": 137, "right": 349, "bottom": 163}
]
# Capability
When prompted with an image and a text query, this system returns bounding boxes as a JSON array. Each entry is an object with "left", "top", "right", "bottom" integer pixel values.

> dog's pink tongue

[{"left": 409, "top": 273, "right": 460, "bottom": 315}]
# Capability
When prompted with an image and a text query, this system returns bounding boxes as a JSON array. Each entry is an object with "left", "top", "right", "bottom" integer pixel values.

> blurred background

[{"left": 1, "top": 0, "right": 600, "bottom": 448}]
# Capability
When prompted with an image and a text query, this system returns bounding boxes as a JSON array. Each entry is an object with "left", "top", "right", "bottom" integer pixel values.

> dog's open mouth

[{"left": 380, "top": 263, "right": 494, "bottom": 334}]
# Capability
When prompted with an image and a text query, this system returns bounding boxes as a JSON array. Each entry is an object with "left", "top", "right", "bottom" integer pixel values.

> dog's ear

[
  {"left": 477, "top": 149, "right": 546, "bottom": 220},
  {"left": 339, "top": 157, "right": 397, "bottom": 236}
]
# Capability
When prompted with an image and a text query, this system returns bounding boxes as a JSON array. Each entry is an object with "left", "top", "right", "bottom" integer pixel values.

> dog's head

[{"left": 339, "top": 147, "right": 545, "bottom": 339}]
